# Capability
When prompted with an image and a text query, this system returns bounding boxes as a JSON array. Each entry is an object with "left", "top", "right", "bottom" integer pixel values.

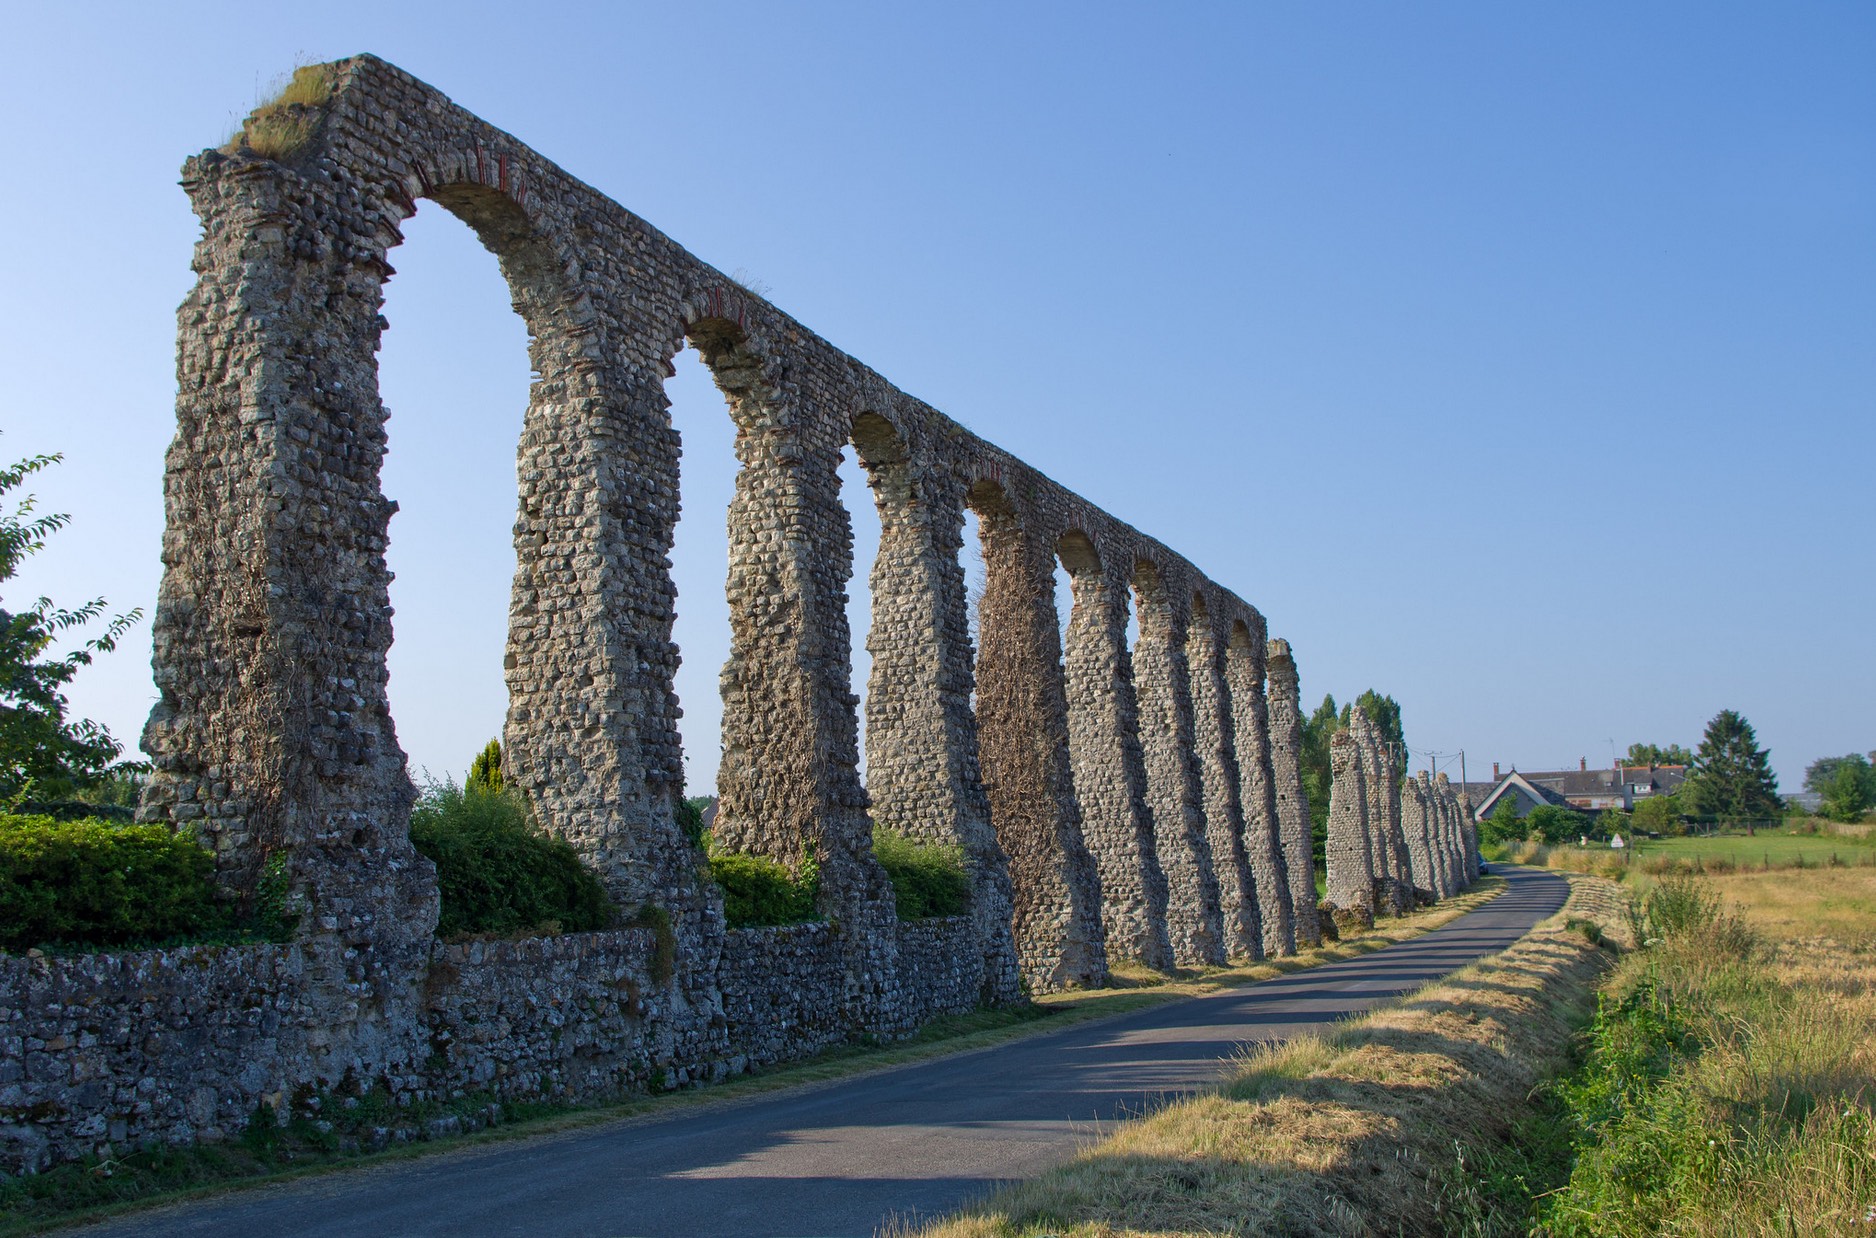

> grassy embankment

[
  {"left": 0, "top": 881, "right": 1504, "bottom": 1235},
  {"left": 910, "top": 854, "right": 1876, "bottom": 1237},
  {"left": 908, "top": 873, "right": 1628, "bottom": 1237},
  {"left": 1511, "top": 865, "right": 1876, "bottom": 1236}
]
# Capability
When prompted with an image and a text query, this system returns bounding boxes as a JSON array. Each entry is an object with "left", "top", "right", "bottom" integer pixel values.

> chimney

[
  {"left": 1492, "top": 762, "right": 1500, "bottom": 780},
  {"left": 1580, "top": 757, "right": 1587, "bottom": 772}
]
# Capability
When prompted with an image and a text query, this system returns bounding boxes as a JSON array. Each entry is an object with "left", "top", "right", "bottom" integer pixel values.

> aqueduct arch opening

[{"left": 374, "top": 195, "right": 530, "bottom": 793}]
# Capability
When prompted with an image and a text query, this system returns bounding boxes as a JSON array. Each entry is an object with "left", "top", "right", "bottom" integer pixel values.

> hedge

[
  {"left": 708, "top": 850, "right": 820, "bottom": 928},
  {"left": 407, "top": 781, "right": 612, "bottom": 937},
  {"left": 873, "top": 828, "right": 971, "bottom": 919},
  {"left": 0, "top": 812, "right": 224, "bottom": 952}
]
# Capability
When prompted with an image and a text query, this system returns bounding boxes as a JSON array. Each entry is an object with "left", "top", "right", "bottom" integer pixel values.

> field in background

[
  {"left": 1708, "top": 865, "right": 1876, "bottom": 944},
  {"left": 1489, "top": 820, "right": 1876, "bottom": 882}
]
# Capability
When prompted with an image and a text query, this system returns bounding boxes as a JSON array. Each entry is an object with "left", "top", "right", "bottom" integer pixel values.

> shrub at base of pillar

[
  {"left": 1372, "top": 877, "right": 1413, "bottom": 918},
  {"left": 1328, "top": 902, "right": 1374, "bottom": 934}
]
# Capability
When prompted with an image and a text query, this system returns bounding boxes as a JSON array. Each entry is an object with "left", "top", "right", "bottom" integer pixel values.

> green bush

[
  {"left": 0, "top": 812, "right": 225, "bottom": 951},
  {"left": 408, "top": 780, "right": 612, "bottom": 938},
  {"left": 1631, "top": 793, "right": 1685, "bottom": 836},
  {"left": 1524, "top": 803, "right": 1591, "bottom": 844},
  {"left": 1479, "top": 796, "right": 1524, "bottom": 846},
  {"left": 707, "top": 848, "right": 819, "bottom": 928},
  {"left": 873, "top": 827, "right": 970, "bottom": 919}
]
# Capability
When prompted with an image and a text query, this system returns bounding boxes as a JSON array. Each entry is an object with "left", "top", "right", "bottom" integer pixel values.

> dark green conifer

[{"left": 1684, "top": 710, "right": 1780, "bottom": 824}]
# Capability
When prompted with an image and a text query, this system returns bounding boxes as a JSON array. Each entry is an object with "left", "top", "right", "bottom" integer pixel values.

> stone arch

[
  {"left": 404, "top": 182, "right": 701, "bottom": 907},
  {"left": 145, "top": 144, "right": 701, "bottom": 937},
  {"left": 661, "top": 301, "right": 894, "bottom": 948}
]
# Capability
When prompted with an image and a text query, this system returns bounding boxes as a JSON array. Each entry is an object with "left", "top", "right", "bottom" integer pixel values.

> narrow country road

[{"left": 77, "top": 867, "right": 1566, "bottom": 1238}]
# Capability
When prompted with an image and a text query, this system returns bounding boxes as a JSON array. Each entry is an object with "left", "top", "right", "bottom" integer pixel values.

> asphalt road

[{"left": 78, "top": 866, "right": 1566, "bottom": 1238}]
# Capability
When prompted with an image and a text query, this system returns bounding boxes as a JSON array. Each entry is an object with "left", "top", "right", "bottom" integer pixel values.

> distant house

[{"left": 1475, "top": 759, "right": 1686, "bottom": 819}]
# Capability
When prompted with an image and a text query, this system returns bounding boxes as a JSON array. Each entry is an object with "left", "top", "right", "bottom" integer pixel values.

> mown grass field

[{"left": 1709, "top": 863, "right": 1876, "bottom": 944}]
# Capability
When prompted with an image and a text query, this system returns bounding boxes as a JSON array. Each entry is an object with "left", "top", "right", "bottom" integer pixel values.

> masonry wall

[{"left": 0, "top": 912, "right": 991, "bottom": 1175}]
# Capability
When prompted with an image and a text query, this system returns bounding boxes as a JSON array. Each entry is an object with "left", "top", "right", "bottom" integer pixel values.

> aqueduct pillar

[
  {"left": 1130, "top": 566, "right": 1226, "bottom": 967},
  {"left": 1264, "top": 639, "right": 1322, "bottom": 947},
  {"left": 1059, "top": 546, "right": 1174, "bottom": 970},
  {"left": 968, "top": 481, "right": 1108, "bottom": 989},
  {"left": 850, "top": 416, "right": 1022, "bottom": 1005},
  {"left": 1225, "top": 626, "right": 1296, "bottom": 956},
  {"left": 1187, "top": 599, "right": 1265, "bottom": 959}
]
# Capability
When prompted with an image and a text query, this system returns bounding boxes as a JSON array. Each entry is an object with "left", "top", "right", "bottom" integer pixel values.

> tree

[
  {"left": 466, "top": 738, "right": 504, "bottom": 795},
  {"left": 1299, "top": 693, "right": 1339, "bottom": 861},
  {"left": 1479, "top": 794, "right": 1524, "bottom": 846},
  {"left": 1351, "top": 689, "right": 1405, "bottom": 768},
  {"left": 1682, "top": 710, "right": 1781, "bottom": 828},
  {"left": 1626, "top": 741, "right": 1693, "bottom": 767},
  {"left": 1803, "top": 752, "right": 1876, "bottom": 798},
  {"left": 0, "top": 448, "right": 142, "bottom": 800},
  {"left": 1631, "top": 793, "right": 1684, "bottom": 836},
  {"left": 1524, "top": 803, "right": 1589, "bottom": 845},
  {"left": 1820, "top": 759, "right": 1872, "bottom": 823}
]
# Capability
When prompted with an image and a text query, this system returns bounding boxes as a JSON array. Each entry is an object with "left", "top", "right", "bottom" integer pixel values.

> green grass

[
  {"left": 1489, "top": 823, "right": 1876, "bottom": 882},
  {"left": 223, "top": 62, "right": 334, "bottom": 159},
  {"left": 1526, "top": 875, "right": 1876, "bottom": 1236},
  {"left": 1627, "top": 826, "right": 1875, "bottom": 867}
]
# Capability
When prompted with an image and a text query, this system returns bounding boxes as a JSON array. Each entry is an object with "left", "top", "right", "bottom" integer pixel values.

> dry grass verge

[{"left": 911, "top": 875, "right": 1624, "bottom": 1238}]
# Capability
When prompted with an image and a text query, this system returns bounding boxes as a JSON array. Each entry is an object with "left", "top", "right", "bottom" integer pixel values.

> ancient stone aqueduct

[{"left": 0, "top": 57, "right": 1477, "bottom": 1173}]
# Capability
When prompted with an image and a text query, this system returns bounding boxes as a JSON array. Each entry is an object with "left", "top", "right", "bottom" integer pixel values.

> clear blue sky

[{"left": 2, "top": 2, "right": 1870, "bottom": 794}]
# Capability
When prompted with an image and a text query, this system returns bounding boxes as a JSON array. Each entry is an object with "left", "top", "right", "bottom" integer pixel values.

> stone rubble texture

[
  {"left": 1323, "top": 716, "right": 1480, "bottom": 933},
  {"left": 1350, "top": 708, "right": 1412, "bottom": 916},
  {"left": 0, "top": 56, "right": 1352, "bottom": 1173},
  {"left": 1262, "top": 640, "right": 1319, "bottom": 950},
  {"left": 1323, "top": 730, "right": 1377, "bottom": 931}
]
